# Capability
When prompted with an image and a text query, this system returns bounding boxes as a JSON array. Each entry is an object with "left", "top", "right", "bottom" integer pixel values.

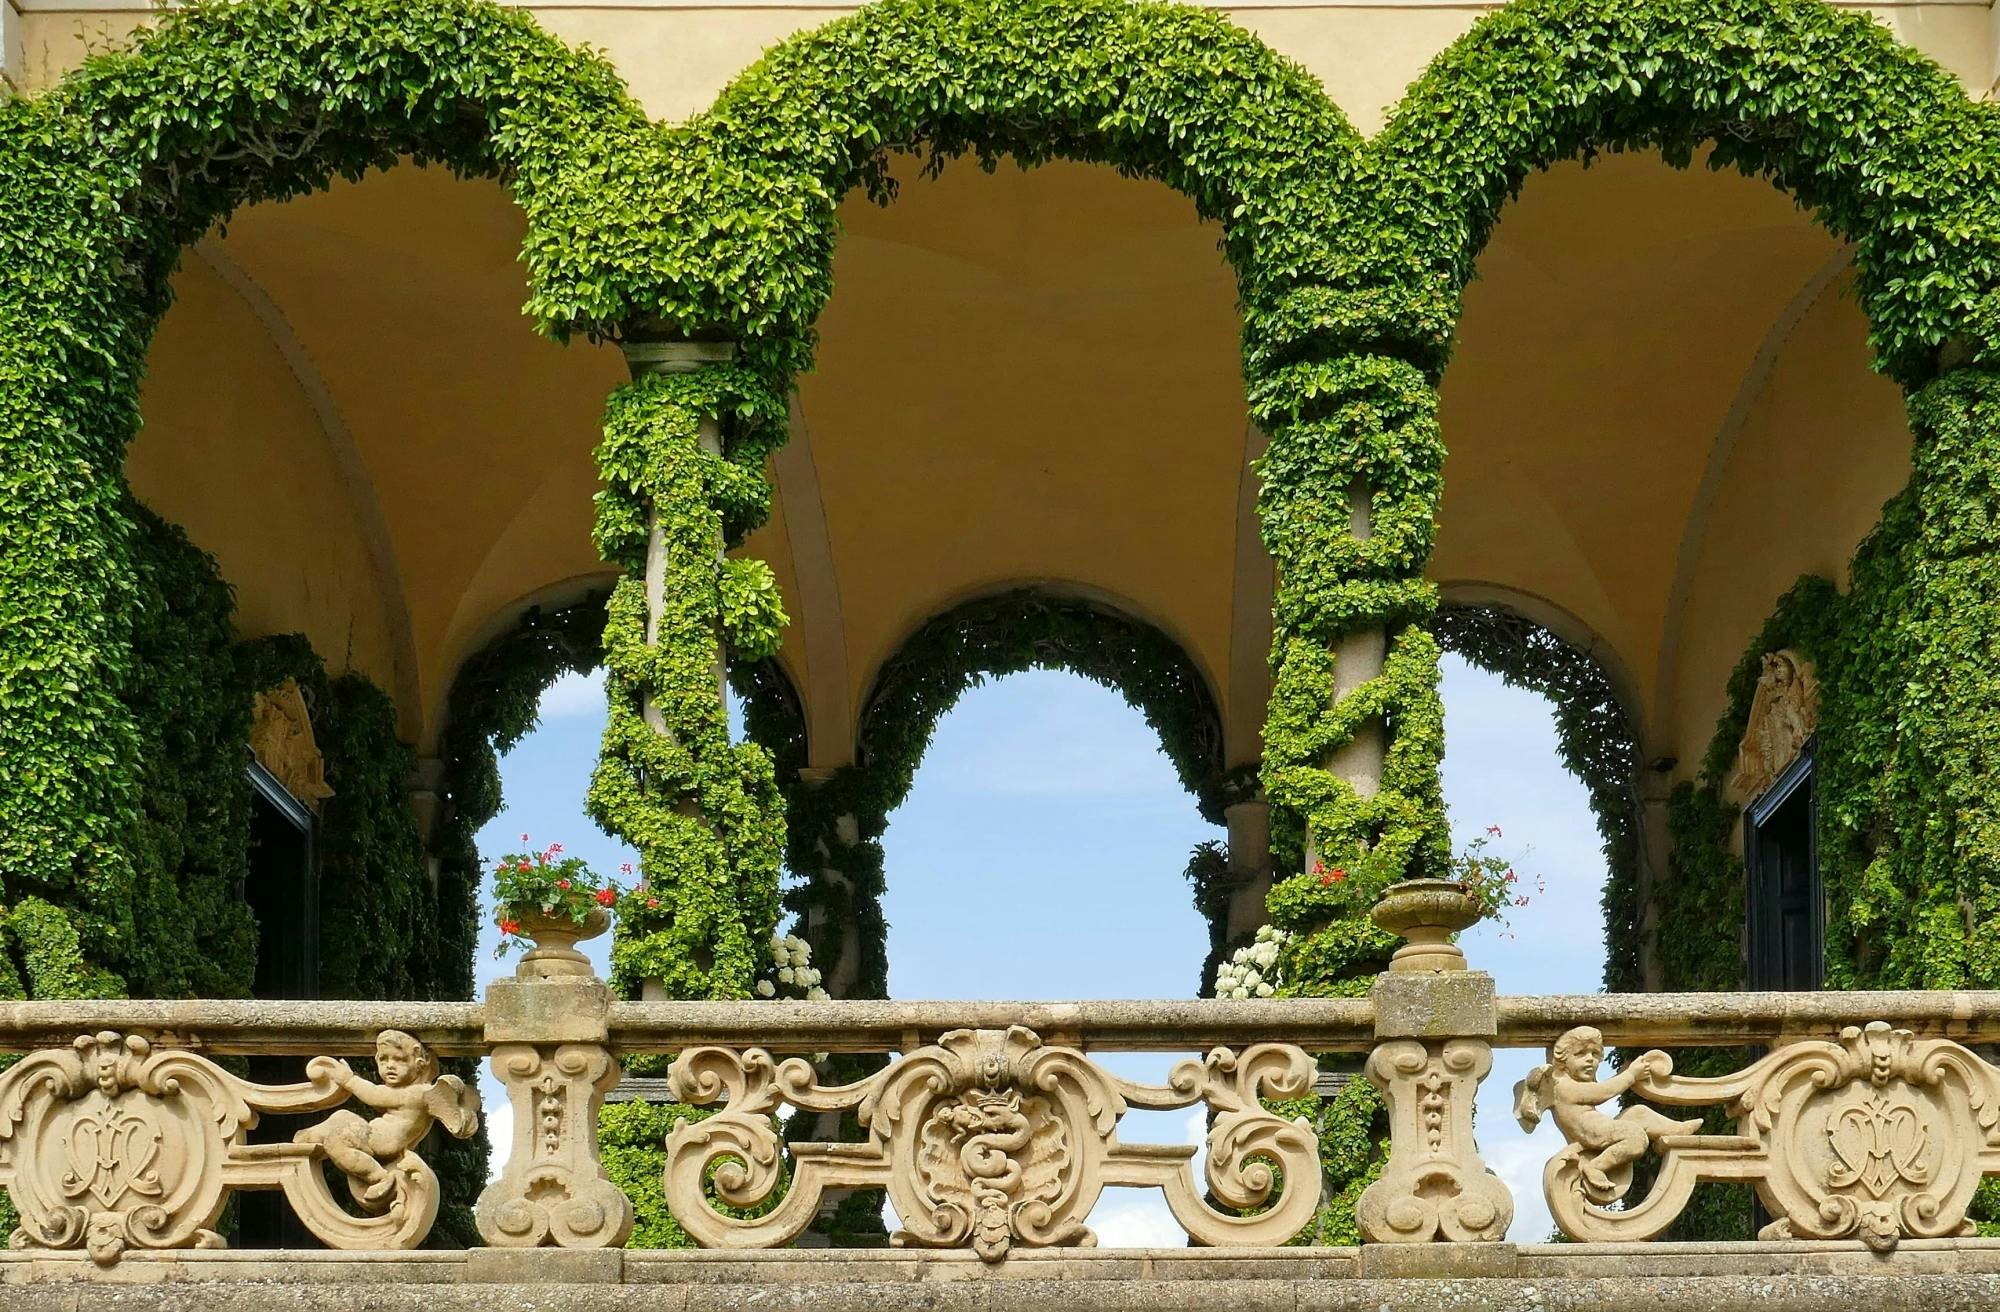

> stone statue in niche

[
  {"left": 1725, "top": 649, "right": 1819, "bottom": 806},
  {"left": 294, "top": 1030, "right": 478, "bottom": 1207},
  {"left": 249, "top": 677, "right": 335, "bottom": 808},
  {"left": 1513, "top": 1025, "right": 1701, "bottom": 1201}
]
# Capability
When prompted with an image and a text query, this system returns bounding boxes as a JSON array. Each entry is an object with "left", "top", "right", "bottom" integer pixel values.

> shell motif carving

[
  {"left": 663, "top": 1026, "right": 1319, "bottom": 1260},
  {"left": 0, "top": 1030, "right": 478, "bottom": 1264},
  {"left": 1517, "top": 1021, "right": 2000, "bottom": 1251}
]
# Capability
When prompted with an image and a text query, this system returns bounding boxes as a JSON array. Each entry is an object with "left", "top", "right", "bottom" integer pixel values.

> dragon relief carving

[
  {"left": 1516, "top": 1021, "right": 2000, "bottom": 1251},
  {"left": 910, "top": 1032, "right": 1077, "bottom": 1259},
  {"left": 0, "top": 1030, "right": 478, "bottom": 1264},
  {"left": 663, "top": 1026, "right": 1319, "bottom": 1260}
]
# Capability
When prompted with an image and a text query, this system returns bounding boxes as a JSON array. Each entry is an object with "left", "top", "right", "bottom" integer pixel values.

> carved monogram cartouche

[
  {"left": 662, "top": 1025, "right": 1319, "bottom": 1261},
  {"left": 1517, "top": 1021, "right": 2000, "bottom": 1250},
  {"left": 0, "top": 1030, "right": 478, "bottom": 1264}
]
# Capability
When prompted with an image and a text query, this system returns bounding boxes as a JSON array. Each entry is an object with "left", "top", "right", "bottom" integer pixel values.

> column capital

[{"left": 619, "top": 336, "right": 738, "bottom": 378}]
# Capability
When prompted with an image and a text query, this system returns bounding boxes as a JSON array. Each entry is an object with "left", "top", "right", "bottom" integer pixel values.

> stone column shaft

[
  {"left": 1307, "top": 478, "right": 1388, "bottom": 871},
  {"left": 621, "top": 339, "right": 736, "bottom": 734},
  {"left": 1222, "top": 797, "right": 1274, "bottom": 942}
]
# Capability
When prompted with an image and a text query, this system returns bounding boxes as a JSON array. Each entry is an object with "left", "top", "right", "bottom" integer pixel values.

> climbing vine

[{"left": 588, "top": 367, "right": 790, "bottom": 1002}]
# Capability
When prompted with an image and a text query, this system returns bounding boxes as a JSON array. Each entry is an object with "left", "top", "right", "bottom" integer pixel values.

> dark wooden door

[
  {"left": 239, "top": 760, "right": 321, "bottom": 1247},
  {"left": 1745, "top": 748, "right": 1822, "bottom": 992}
]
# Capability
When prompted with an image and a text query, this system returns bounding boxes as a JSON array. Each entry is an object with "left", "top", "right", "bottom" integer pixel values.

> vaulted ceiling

[{"left": 130, "top": 147, "right": 1908, "bottom": 781}]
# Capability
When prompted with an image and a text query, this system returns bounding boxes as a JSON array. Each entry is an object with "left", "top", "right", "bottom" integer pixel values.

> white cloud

[
  {"left": 539, "top": 669, "right": 606, "bottom": 720},
  {"left": 482, "top": 1084, "right": 512, "bottom": 1179},
  {"left": 1484, "top": 1130, "right": 1558, "bottom": 1244},
  {"left": 1090, "top": 1192, "right": 1187, "bottom": 1248}
]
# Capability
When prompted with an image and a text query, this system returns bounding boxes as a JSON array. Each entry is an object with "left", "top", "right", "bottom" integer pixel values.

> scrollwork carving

[
  {"left": 1356, "top": 1037, "right": 1514, "bottom": 1243},
  {"left": 475, "top": 1043, "right": 632, "bottom": 1248},
  {"left": 1517, "top": 1021, "right": 2000, "bottom": 1251},
  {"left": 662, "top": 1027, "right": 1319, "bottom": 1260},
  {"left": 0, "top": 1030, "right": 478, "bottom": 1263}
]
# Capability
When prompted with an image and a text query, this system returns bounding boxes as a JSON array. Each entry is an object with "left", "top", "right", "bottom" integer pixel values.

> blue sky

[{"left": 473, "top": 652, "right": 1605, "bottom": 1243}]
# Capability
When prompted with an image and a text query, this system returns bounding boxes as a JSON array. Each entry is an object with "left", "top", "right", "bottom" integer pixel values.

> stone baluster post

[
  {"left": 475, "top": 930, "right": 633, "bottom": 1249},
  {"left": 1354, "top": 878, "right": 1513, "bottom": 1244}
]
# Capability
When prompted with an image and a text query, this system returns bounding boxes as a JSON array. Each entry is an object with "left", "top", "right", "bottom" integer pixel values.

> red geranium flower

[
  {"left": 595, "top": 888, "right": 616, "bottom": 907},
  {"left": 499, "top": 919, "right": 521, "bottom": 936},
  {"left": 646, "top": 898, "right": 659, "bottom": 910},
  {"left": 557, "top": 879, "right": 571, "bottom": 891}
]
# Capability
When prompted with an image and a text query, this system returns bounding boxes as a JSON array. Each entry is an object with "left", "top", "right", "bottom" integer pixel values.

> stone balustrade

[
  {"left": 3, "top": 992, "right": 2000, "bottom": 1262},
  {"left": 4, "top": 896, "right": 2000, "bottom": 1308}
]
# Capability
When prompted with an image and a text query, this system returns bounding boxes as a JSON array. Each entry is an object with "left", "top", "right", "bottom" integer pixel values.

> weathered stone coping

[
  {"left": 1493, "top": 989, "right": 2000, "bottom": 1045},
  {"left": 1, "top": 990, "right": 1997, "bottom": 1057},
  {"left": 0, "top": 1000, "right": 489, "bottom": 1055},
  {"left": 7, "top": 1243, "right": 2000, "bottom": 1311}
]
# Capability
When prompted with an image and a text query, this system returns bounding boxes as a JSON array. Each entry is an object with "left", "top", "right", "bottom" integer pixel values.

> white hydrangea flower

[
  {"left": 755, "top": 979, "right": 776, "bottom": 998},
  {"left": 1213, "top": 926, "right": 1293, "bottom": 999},
  {"left": 798, "top": 967, "right": 821, "bottom": 987},
  {"left": 806, "top": 986, "right": 830, "bottom": 1002},
  {"left": 778, "top": 966, "right": 795, "bottom": 985}
]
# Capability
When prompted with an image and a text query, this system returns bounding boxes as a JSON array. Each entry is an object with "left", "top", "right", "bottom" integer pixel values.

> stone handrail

[
  {"left": 3, "top": 886, "right": 2000, "bottom": 1268},
  {"left": 3, "top": 991, "right": 1998, "bottom": 1057}
]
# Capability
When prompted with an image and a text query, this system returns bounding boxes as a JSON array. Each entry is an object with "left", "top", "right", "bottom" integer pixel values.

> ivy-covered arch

[
  {"left": 733, "top": 587, "right": 1232, "bottom": 1004},
  {"left": 1325, "top": 11, "right": 2000, "bottom": 1183},
  {"left": 1374, "top": 0, "right": 2000, "bottom": 384},
  {"left": 620, "top": 0, "right": 1461, "bottom": 1007},
  {"left": 0, "top": 0, "right": 659, "bottom": 997}
]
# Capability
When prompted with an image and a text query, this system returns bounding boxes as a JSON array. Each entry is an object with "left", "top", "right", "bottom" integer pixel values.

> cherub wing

[
  {"left": 424, "top": 1074, "right": 481, "bottom": 1138},
  {"left": 1512, "top": 1064, "right": 1552, "bottom": 1131}
]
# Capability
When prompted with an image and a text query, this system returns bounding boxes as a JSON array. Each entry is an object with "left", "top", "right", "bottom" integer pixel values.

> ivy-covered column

[
  {"left": 1246, "top": 287, "right": 1453, "bottom": 1243},
  {"left": 793, "top": 768, "right": 872, "bottom": 1002},
  {"left": 590, "top": 338, "right": 790, "bottom": 1002},
  {"left": 1255, "top": 345, "right": 1450, "bottom": 999}
]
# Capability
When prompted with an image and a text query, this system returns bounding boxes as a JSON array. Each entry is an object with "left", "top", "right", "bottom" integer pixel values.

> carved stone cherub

[
  {"left": 1513, "top": 1025, "right": 1702, "bottom": 1201},
  {"left": 295, "top": 1030, "right": 479, "bottom": 1208}
]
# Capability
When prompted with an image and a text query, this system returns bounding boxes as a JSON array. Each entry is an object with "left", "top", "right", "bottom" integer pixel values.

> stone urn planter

[
  {"left": 1369, "top": 877, "right": 1485, "bottom": 973},
  {"left": 506, "top": 904, "right": 611, "bottom": 981}
]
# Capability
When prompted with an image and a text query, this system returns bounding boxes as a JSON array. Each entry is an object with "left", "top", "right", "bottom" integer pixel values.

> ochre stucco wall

[
  {"left": 130, "top": 251, "right": 402, "bottom": 695},
  {"left": 1666, "top": 270, "right": 1912, "bottom": 779}
]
